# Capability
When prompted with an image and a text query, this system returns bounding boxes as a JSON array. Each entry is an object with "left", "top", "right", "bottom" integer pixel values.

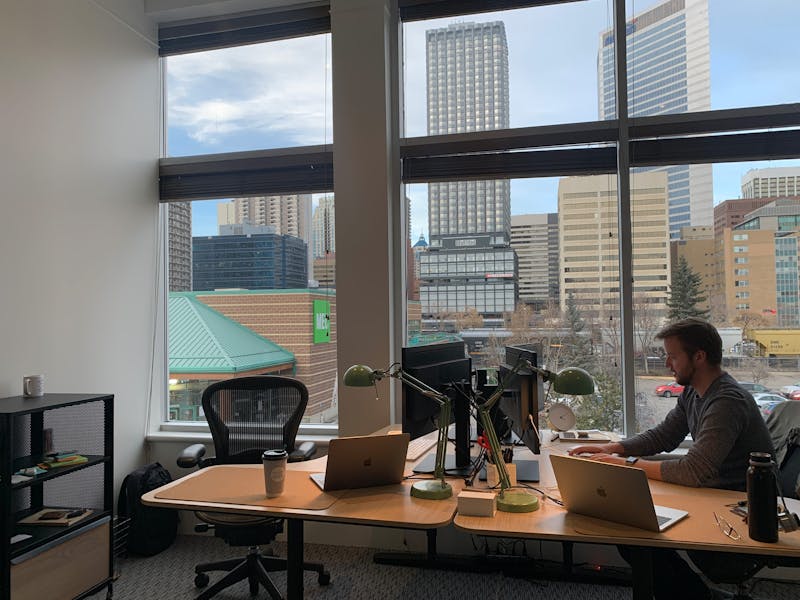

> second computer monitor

[{"left": 498, "top": 344, "right": 543, "bottom": 456}]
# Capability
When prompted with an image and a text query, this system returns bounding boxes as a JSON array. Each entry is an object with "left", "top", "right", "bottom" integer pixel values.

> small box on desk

[{"left": 457, "top": 490, "right": 496, "bottom": 517}]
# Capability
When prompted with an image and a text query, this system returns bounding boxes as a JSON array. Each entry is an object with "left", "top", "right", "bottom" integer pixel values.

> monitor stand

[
  {"left": 478, "top": 459, "right": 539, "bottom": 483},
  {"left": 412, "top": 454, "right": 476, "bottom": 477}
]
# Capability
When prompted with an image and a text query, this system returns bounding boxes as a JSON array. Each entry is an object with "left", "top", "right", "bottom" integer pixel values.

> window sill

[{"left": 147, "top": 422, "right": 339, "bottom": 447}]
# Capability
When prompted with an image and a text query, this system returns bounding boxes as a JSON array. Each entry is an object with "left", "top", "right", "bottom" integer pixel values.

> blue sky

[{"left": 167, "top": 0, "right": 800, "bottom": 238}]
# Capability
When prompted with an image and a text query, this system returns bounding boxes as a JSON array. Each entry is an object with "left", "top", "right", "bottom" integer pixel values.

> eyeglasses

[{"left": 714, "top": 512, "right": 741, "bottom": 541}]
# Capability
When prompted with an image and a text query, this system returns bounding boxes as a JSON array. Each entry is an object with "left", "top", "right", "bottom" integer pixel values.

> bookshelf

[{"left": 1, "top": 393, "right": 114, "bottom": 600}]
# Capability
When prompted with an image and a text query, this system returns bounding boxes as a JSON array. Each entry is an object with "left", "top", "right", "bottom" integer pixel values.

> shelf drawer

[{"left": 10, "top": 519, "right": 109, "bottom": 600}]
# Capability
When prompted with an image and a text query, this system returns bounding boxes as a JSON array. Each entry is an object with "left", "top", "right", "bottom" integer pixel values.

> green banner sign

[{"left": 313, "top": 299, "right": 331, "bottom": 343}]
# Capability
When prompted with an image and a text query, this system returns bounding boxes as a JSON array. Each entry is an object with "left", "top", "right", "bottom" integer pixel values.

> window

[
  {"left": 161, "top": 7, "right": 336, "bottom": 426},
  {"left": 401, "top": 0, "right": 800, "bottom": 437}
]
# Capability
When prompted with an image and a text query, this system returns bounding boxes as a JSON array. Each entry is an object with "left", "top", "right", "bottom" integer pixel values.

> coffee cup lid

[{"left": 263, "top": 449, "right": 288, "bottom": 460}]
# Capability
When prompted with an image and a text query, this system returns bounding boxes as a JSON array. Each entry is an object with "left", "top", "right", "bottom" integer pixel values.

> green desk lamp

[
  {"left": 343, "top": 363, "right": 453, "bottom": 500},
  {"left": 476, "top": 360, "right": 594, "bottom": 513}
]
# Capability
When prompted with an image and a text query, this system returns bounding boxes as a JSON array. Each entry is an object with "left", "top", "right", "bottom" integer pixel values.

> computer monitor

[
  {"left": 401, "top": 341, "right": 474, "bottom": 476},
  {"left": 495, "top": 344, "right": 543, "bottom": 482}
]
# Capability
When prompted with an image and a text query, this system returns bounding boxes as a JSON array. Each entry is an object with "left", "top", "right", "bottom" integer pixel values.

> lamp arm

[
  {"left": 384, "top": 366, "right": 449, "bottom": 485},
  {"left": 387, "top": 367, "right": 448, "bottom": 406},
  {"left": 475, "top": 403, "right": 510, "bottom": 493}
]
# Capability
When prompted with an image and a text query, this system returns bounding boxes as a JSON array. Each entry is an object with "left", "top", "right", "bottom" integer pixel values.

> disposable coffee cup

[
  {"left": 23, "top": 375, "right": 44, "bottom": 397},
  {"left": 263, "top": 449, "right": 288, "bottom": 498}
]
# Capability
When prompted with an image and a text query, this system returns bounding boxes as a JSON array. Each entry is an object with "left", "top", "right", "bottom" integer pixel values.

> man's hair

[{"left": 655, "top": 318, "right": 723, "bottom": 366}]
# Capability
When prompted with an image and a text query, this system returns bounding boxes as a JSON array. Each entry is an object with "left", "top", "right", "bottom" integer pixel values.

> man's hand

[{"left": 567, "top": 442, "right": 624, "bottom": 456}]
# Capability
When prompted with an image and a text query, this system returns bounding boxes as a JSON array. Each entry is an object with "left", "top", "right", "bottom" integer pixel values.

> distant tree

[
  {"left": 733, "top": 311, "right": 769, "bottom": 343},
  {"left": 666, "top": 256, "right": 709, "bottom": 322},
  {"left": 559, "top": 294, "right": 596, "bottom": 373},
  {"left": 633, "top": 294, "right": 664, "bottom": 375}
]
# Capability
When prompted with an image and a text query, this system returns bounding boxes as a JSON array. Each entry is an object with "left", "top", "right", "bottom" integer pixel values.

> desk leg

[
  {"left": 631, "top": 547, "right": 654, "bottom": 600},
  {"left": 287, "top": 519, "right": 303, "bottom": 600}
]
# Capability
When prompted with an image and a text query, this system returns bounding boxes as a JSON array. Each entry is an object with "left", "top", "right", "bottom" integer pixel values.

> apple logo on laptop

[
  {"left": 596, "top": 486, "right": 607, "bottom": 498},
  {"left": 363, "top": 457, "right": 372, "bottom": 467}
]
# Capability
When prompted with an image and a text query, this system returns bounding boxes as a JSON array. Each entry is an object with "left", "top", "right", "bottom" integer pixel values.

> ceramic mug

[{"left": 23, "top": 374, "right": 45, "bottom": 397}]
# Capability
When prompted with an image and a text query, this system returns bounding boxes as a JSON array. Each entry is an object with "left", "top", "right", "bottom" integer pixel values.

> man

[{"left": 569, "top": 318, "right": 774, "bottom": 600}]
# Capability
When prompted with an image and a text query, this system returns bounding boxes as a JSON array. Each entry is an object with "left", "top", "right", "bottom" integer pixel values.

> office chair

[
  {"left": 178, "top": 376, "right": 330, "bottom": 600},
  {"left": 697, "top": 400, "right": 800, "bottom": 600}
]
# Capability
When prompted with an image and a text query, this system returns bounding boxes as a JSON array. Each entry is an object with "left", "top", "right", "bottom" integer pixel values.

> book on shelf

[{"left": 18, "top": 508, "right": 93, "bottom": 527}]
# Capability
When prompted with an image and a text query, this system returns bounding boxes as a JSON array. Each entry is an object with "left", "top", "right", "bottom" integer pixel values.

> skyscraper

[
  {"left": 311, "top": 195, "right": 335, "bottom": 258},
  {"left": 420, "top": 21, "right": 515, "bottom": 318},
  {"left": 168, "top": 202, "right": 192, "bottom": 291},
  {"left": 741, "top": 167, "right": 800, "bottom": 199},
  {"left": 558, "top": 173, "right": 670, "bottom": 319},
  {"left": 218, "top": 194, "right": 313, "bottom": 283},
  {"left": 598, "top": 0, "right": 712, "bottom": 238},
  {"left": 510, "top": 213, "right": 559, "bottom": 310}
]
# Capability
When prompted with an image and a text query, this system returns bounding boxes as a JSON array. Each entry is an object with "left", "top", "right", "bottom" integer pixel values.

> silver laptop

[
  {"left": 310, "top": 433, "right": 410, "bottom": 491},
  {"left": 549, "top": 454, "right": 688, "bottom": 532}
]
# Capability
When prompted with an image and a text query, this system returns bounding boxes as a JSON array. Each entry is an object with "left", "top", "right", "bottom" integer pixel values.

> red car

[
  {"left": 655, "top": 382, "right": 684, "bottom": 398},
  {"left": 788, "top": 389, "right": 800, "bottom": 401}
]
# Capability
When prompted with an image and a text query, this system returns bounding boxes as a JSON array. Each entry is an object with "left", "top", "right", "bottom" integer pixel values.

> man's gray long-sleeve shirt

[{"left": 620, "top": 372, "right": 774, "bottom": 490}]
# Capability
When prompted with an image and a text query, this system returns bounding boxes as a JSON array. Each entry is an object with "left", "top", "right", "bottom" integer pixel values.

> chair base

[{"left": 193, "top": 545, "right": 329, "bottom": 600}]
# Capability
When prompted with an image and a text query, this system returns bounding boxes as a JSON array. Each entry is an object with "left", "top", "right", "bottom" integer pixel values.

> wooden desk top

[
  {"left": 455, "top": 441, "right": 800, "bottom": 557},
  {"left": 142, "top": 458, "right": 462, "bottom": 530}
]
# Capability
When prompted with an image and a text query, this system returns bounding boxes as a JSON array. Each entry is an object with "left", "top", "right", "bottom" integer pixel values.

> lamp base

[
  {"left": 411, "top": 479, "right": 453, "bottom": 500},
  {"left": 497, "top": 489, "right": 539, "bottom": 513}
]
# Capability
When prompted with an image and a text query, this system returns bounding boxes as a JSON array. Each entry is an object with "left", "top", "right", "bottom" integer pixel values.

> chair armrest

[
  {"left": 288, "top": 441, "right": 316, "bottom": 462},
  {"left": 177, "top": 443, "right": 207, "bottom": 468}
]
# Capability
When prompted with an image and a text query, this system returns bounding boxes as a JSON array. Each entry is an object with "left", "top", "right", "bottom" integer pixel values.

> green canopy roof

[{"left": 168, "top": 294, "right": 294, "bottom": 374}]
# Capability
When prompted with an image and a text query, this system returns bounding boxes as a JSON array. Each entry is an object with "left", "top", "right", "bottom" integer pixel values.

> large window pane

[
  {"left": 167, "top": 194, "right": 337, "bottom": 424},
  {"left": 631, "top": 158, "right": 800, "bottom": 434},
  {"left": 406, "top": 175, "right": 624, "bottom": 435},
  {"left": 620, "top": 1, "right": 799, "bottom": 119},
  {"left": 166, "top": 34, "right": 332, "bottom": 156},
  {"left": 402, "top": 1, "right": 614, "bottom": 137}
]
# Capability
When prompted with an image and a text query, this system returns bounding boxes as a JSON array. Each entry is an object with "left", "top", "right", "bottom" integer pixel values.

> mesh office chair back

[{"left": 202, "top": 375, "right": 307, "bottom": 465}]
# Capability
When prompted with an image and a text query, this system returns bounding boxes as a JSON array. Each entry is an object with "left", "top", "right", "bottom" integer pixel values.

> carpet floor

[{"left": 88, "top": 535, "right": 799, "bottom": 600}]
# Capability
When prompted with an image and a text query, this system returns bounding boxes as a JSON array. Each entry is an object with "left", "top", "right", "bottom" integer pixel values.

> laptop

[
  {"left": 549, "top": 454, "right": 689, "bottom": 532},
  {"left": 310, "top": 433, "right": 410, "bottom": 491}
]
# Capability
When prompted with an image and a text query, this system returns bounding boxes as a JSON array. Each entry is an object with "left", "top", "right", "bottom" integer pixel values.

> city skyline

[{"left": 166, "top": 1, "right": 800, "bottom": 240}]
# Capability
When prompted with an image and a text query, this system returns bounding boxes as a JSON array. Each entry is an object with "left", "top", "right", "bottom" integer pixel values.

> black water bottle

[{"left": 747, "top": 452, "right": 778, "bottom": 543}]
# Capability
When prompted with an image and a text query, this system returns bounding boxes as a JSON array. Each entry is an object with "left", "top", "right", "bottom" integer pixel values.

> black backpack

[{"left": 117, "top": 462, "right": 178, "bottom": 556}]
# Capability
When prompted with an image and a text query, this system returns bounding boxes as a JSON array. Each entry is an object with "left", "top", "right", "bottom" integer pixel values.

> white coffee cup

[
  {"left": 263, "top": 449, "right": 288, "bottom": 498},
  {"left": 23, "top": 375, "right": 45, "bottom": 397}
]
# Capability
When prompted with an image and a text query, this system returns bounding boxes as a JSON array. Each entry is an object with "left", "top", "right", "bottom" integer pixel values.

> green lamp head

[
  {"left": 549, "top": 367, "right": 595, "bottom": 396},
  {"left": 343, "top": 364, "right": 380, "bottom": 387}
]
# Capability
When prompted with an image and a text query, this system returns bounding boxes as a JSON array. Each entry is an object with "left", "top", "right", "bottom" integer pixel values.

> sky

[{"left": 165, "top": 0, "right": 800, "bottom": 239}]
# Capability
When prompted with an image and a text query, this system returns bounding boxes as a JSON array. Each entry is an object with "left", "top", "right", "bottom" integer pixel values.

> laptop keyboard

[{"left": 656, "top": 514, "right": 671, "bottom": 526}]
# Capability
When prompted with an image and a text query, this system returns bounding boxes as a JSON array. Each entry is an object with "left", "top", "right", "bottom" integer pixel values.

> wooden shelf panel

[{"left": 10, "top": 455, "right": 109, "bottom": 489}]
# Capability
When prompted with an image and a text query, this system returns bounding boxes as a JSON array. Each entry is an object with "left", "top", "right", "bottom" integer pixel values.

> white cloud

[{"left": 167, "top": 35, "right": 332, "bottom": 148}]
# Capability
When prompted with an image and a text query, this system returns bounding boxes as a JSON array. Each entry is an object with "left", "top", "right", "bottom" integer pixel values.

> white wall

[{"left": 0, "top": 1, "right": 161, "bottom": 488}]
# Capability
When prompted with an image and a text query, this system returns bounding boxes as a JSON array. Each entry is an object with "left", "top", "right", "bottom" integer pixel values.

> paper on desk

[{"left": 11, "top": 534, "right": 32, "bottom": 544}]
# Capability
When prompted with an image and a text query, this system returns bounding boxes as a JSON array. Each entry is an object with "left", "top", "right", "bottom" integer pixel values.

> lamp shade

[
  {"left": 551, "top": 367, "right": 594, "bottom": 395},
  {"left": 343, "top": 364, "right": 377, "bottom": 387}
]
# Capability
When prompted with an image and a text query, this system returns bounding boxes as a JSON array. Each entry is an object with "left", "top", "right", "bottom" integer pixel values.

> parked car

[
  {"left": 779, "top": 382, "right": 800, "bottom": 398},
  {"left": 654, "top": 382, "right": 684, "bottom": 397},
  {"left": 787, "top": 389, "right": 800, "bottom": 401},
  {"left": 738, "top": 381, "right": 774, "bottom": 394},
  {"left": 752, "top": 393, "right": 787, "bottom": 419}
]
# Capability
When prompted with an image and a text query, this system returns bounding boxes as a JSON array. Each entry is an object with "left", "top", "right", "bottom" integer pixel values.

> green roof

[{"left": 168, "top": 294, "right": 294, "bottom": 374}]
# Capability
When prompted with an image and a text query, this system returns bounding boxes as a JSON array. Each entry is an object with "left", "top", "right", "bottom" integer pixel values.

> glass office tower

[
  {"left": 598, "top": 0, "right": 712, "bottom": 238},
  {"left": 420, "top": 21, "right": 516, "bottom": 318}
]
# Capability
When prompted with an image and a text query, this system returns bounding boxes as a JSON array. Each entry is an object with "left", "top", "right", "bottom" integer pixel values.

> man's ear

[{"left": 694, "top": 349, "right": 707, "bottom": 364}]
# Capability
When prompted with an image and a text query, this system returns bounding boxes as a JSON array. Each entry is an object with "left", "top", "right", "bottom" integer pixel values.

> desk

[
  {"left": 455, "top": 442, "right": 800, "bottom": 599},
  {"left": 142, "top": 457, "right": 461, "bottom": 600}
]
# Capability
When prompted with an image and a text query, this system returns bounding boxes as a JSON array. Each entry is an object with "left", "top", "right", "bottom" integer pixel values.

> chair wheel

[
  {"left": 195, "top": 573, "right": 210, "bottom": 588},
  {"left": 318, "top": 571, "right": 331, "bottom": 585}
]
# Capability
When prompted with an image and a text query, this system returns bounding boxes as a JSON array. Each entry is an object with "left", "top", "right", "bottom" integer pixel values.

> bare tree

[
  {"left": 733, "top": 312, "right": 769, "bottom": 344},
  {"left": 633, "top": 294, "right": 663, "bottom": 375}
]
